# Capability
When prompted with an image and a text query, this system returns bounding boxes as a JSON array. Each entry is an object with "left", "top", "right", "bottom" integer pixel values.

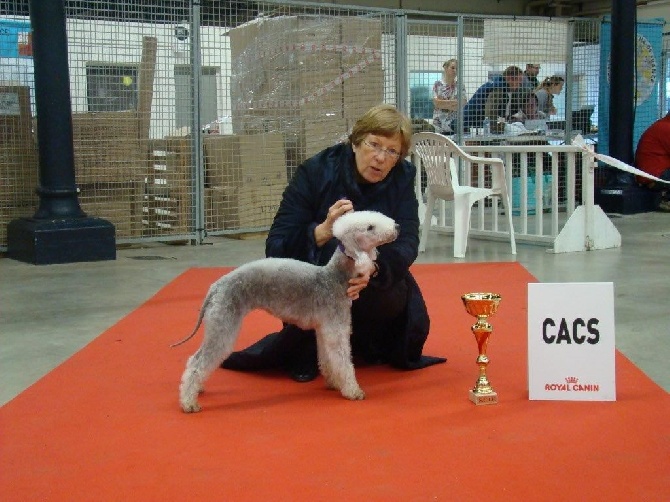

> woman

[
  {"left": 534, "top": 75, "right": 565, "bottom": 116},
  {"left": 432, "top": 59, "right": 466, "bottom": 134},
  {"left": 222, "top": 104, "right": 445, "bottom": 381},
  {"left": 509, "top": 91, "right": 544, "bottom": 123}
]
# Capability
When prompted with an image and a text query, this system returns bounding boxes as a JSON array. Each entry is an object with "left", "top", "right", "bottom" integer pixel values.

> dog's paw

[
  {"left": 181, "top": 401, "right": 202, "bottom": 413},
  {"left": 342, "top": 387, "right": 366, "bottom": 400}
]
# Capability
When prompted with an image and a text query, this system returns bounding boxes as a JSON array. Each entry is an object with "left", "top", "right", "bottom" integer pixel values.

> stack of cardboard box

[
  {"left": 229, "top": 15, "right": 383, "bottom": 174},
  {"left": 143, "top": 137, "right": 194, "bottom": 236},
  {"left": 203, "top": 132, "right": 286, "bottom": 230},
  {"left": 0, "top": 85, "right": 39, "bottom": 246}
]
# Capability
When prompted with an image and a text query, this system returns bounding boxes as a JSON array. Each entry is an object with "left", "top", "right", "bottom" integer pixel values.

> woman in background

[
  {"left": 509, "top": 92, "right": 544, "bottom": 123},
  {"left": 534, "top": 75, "right": 565, "bottom": 116},
  {"left": 432, "top": 59, "right": 466, "bottom": 135}
]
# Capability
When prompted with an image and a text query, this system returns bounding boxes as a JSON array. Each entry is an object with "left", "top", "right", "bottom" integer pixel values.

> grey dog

[{"left": 172, "top": 210, "right": 399, "bottom": 413}]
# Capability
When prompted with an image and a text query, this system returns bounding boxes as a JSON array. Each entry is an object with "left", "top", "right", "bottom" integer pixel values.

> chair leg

[
  {"left": 500, "top": 190, "right": 517, "bottom": 255},
  {"left": 452, "top": 197, "right": 474, "bottom": 258},
  {"left": 419, "top": 193, "right": 435, "bottom": 253}
]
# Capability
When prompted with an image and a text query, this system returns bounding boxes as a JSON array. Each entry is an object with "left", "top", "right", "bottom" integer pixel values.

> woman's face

[
  {"left": 551, "top": 83, "right": 564, "bottom": 95},
  {"left": 524, "top": 98, "right": 539, "bottom": 117},
  {"left": 444, "top": 62, "right": 457, "bottom": 79},
  {"left": 352, "top": 133, "right": 403, "bottom": 184}
]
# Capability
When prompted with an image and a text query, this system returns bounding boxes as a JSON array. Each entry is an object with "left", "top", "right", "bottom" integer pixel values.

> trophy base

[{"left": 469, "top": 389, "right": 498, "bottom": 406}]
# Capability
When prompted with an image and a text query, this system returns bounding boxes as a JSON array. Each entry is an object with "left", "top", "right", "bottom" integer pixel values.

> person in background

[
  {"left": 222, "top": 104, "right": 446, "bottom": 381},
  {"left": 462, "top": 66, "right": 524, "bottom": 131},
  {"left": 509, "top": 92, "right": 544, "bottom": 123},
  {"left": 510, "top": 63, "right": 540, "bottom": 115},
  {"left": 523, "top": 63, "right": 541, "bottom": 89},
  {"left": 432, "top": 58, "right": 466, "bottom": 135},
  {"left": 534, "top": 75, "right": 565, "bottom": 116},
  {"left": 635, "top": 111, "right": 670, "bottom": 212}
]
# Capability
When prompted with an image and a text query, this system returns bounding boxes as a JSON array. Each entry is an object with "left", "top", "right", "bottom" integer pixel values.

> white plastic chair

[{"left": 411, "top": 132, "right": 516, "bottom": 258}]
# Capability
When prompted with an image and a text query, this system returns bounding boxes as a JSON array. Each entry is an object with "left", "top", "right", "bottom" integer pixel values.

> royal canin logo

[{"left": 544, "top": 377, "right": 600, "bottom": 392}]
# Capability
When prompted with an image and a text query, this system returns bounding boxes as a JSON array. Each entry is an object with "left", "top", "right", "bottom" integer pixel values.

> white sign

[
  {"left": 528, "top": 282, "right": 616, "bottom": 401},
  {"left": 0, "top": 92, "right": 21, "bottom": 116}
]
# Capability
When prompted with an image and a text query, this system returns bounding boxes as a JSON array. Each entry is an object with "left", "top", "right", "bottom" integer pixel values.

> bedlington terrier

[{"left": 172, "top": 210, "right": 399, "bottom": 413}]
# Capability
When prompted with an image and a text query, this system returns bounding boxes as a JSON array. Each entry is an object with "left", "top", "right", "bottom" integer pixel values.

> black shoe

[{"left": 289, "top": 361, "right": 319, "bottom": 382}]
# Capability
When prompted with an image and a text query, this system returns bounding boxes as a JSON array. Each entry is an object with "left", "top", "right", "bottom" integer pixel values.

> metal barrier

[{"left": 414, "top": 139, "right": 621, "bottom": 252}]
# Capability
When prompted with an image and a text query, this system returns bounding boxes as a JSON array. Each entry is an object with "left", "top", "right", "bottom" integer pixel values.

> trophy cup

[{"left": 461, "top": 292, "right": 502, "bottom": 405}]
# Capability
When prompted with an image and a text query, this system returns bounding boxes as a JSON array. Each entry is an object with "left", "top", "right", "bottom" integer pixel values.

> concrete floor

[{"left": 1, "top": 210, "right": 668, "bottom": 406}]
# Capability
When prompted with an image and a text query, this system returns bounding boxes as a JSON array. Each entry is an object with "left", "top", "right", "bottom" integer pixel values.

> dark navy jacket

[{"left": 264, "top": 142, "right": 443, "bottom": 368}]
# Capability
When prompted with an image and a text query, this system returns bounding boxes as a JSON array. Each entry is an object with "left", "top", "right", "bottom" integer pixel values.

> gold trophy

[{"left": 461, "top": 292, "right": 502, "bottom": 405}]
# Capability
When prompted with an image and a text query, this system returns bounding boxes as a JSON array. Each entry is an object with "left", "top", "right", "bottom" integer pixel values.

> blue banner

[
  {"left": 597, "top": 17, "right": 664, "bottom": 156},
  {"left": 0, "top": 19, "right": 32, "bottom": 59}
]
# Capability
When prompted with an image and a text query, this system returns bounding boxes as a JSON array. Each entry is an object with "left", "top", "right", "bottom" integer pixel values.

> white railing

[{"left": 413, "top": 141, "right": 621, "bottom": 252}]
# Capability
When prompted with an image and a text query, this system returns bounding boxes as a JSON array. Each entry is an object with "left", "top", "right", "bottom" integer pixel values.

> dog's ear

[{"left": 338, "top": 230, "right": 376, "bottom": 275}]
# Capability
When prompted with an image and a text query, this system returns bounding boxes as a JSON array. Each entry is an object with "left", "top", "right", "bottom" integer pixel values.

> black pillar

[
  {"left": 7, "top": 0, "right": 116, "bottom": 264},
  {"left": 596, "top": 0, "right": 653, "bottom": 213},
  {"left": 608, "top": 0, "right": 635, "bottom": 167}
]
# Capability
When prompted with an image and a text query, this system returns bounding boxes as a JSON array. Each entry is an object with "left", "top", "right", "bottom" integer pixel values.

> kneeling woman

[{"left": 222, "top": 104, "right": 445, "bottom": 381}]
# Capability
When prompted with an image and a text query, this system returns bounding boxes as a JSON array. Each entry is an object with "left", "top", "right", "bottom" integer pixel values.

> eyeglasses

[{"left": 362, "top": 139, "right": 401, "bottom": 161}]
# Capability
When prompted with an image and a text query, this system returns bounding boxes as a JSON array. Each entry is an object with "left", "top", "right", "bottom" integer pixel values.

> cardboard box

[
  {"left": 0, "top": 85, "right": 32, "bottom": 145},
  {"left": 343, "top": 62, "right": 384, "bottom": 120},
  {"left": 71, "top": 111, "right": 143, "bottom": 183},
  {"left": 143, "top": 138, "right": 193, "bottom": 236},
  {"left": 230, "top": 15, "right": 346, "bottom": 133},
  {"left": 302, "top": 117, "right": 348, "bottom": 158},
  {"left": 229, "top": 16, "right": 299, "bottom": 60},
  {"left": 0, "top": 142, "right": 39, "bottom": 205},
  {"left": 205, "top": 183, "right": 284, "bottom": 231},
  {"left": 204, "top": 133, "right": 287, "bottom": 188},
  {"left": 78, "top": 182, "right": 144, "bottom": 238},
  {"left": 340, "top": 17, "right": 382, "bottom": 48},
  {"left": 295, "top": 16, "right": 341, "bottom": 46}
]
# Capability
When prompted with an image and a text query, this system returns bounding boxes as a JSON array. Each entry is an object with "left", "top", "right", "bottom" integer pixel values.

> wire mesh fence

[{"left": 0, "top": 1, "right": 666, "bottom": 249}]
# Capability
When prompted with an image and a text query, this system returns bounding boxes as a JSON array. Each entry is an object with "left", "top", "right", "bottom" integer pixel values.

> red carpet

[{"left": 1, "top": 263, "right": 668, "bottom": 500}]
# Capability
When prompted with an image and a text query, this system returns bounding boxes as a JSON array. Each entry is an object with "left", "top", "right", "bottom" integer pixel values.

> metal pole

[
  {"left": 191, "top": 0, "right": 205, "bottom": 244},
  {"left": 29, "top": 0, "right": 83, "bottom": 219},
  {"left": 395, "top": 11, "right": 408, "bottom": 115},
  {"left": 608, "top": 0, "right": 636, "bottom": 166}
]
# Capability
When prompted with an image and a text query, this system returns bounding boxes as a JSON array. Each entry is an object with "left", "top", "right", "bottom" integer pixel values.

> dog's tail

[{"left": 169, "top": 286, "right": 216, "bottom": 348}]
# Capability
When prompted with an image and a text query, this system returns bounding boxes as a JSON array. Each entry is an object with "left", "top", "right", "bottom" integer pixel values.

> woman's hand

[
  {"left": 442, "top": 99, "right": 458, "bottom": 111},
  {"left": 314, "top": 199, "right": 354, "bottom": 247},
  {"left": 347, "top": 271, "right": 372, "bottom": 300},
  {"left": 434, "top": 98, "right": 458, "bottom": 111}
]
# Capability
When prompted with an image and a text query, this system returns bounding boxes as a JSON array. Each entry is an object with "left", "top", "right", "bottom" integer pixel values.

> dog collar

[{"left": 337, "top": 241, "right": 355, "bottom": 261}]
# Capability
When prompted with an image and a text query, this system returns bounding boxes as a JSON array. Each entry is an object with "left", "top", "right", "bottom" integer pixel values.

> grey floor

[{"left": 2, "top": 210, "right": 668, "bottom": 406}]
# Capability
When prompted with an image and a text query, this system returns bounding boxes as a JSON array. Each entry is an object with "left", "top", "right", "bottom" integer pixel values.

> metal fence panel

[{"left": 0, "top": 2, "right": 666, "bottom": 251}]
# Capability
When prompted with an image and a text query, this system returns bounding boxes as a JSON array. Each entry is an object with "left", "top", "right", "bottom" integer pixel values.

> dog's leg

[
  {"left": 316, "top": 335, "right": 337, "bottom": 390},
  {"left": 317, "top": 324, "right": 365, "bottom": 400},
  {"left": 179, "top": 313, "right": 241, "bottom": 413}
]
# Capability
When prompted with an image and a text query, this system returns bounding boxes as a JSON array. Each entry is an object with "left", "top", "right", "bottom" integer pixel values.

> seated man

[
  {"left": 509, "top": 92, "right": 545, "bottom": 124},
  {"left": 462, "top": 66, "right": 524, "bottom": 131},
  {"left": 635, "top": 112, "right": 670, "bottom": 212}
]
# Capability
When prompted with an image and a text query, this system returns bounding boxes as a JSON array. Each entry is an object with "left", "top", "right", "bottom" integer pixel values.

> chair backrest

[{"left": 411, "top": 132, "right": 460, "bottom": 197}]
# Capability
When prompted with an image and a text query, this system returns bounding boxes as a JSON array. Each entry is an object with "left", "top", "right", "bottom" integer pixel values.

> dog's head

[{"left": 332, "top": 211, "right": 399, "bottom": 275}]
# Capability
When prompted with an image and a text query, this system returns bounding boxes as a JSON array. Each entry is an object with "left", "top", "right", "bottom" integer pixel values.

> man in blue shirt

[{"left": 463, "top": 66, "right": 524, "bottom": 131}]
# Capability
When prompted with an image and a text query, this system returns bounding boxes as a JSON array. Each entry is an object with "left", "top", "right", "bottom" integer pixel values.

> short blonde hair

[{"left": 348, "top": 104, "right": 413, "bottom": 158}]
